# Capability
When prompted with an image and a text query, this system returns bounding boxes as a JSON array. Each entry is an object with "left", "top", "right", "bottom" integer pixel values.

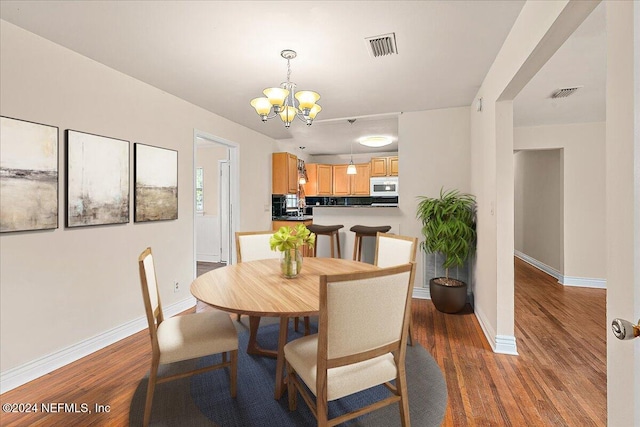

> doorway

[{"left": 193, "top": 130, "right": 240, "bottom": 278}]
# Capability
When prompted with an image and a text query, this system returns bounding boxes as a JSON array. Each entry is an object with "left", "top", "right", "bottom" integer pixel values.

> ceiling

[{"left": 0, "top": 1, "right": 605, "bottom": 155}]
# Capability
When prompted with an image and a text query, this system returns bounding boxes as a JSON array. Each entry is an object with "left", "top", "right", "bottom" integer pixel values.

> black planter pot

[{"left": 429, "top": 277, "right": 467, "bottom": 314}]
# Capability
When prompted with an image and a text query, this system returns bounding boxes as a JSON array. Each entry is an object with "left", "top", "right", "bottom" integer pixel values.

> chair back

[
  {"left": 138, "top": 247, "right": 163, "bottom": 354},
  {"left": 374, "top": 232, "right": 418, "bottom": 268},
  {"left": 319, "top": 263, "right": 415, "bottom": 362},
  {"left": 235, "top": 231, "right": 279, "bottom": 262}
]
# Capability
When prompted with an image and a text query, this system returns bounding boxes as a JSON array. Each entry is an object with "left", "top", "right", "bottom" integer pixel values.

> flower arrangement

[
  {"left": 270, "top": 224, "right": 315, "bottom": 278},
  {"left": 269, "top": 223, "right": 316, "bottom": 251}
]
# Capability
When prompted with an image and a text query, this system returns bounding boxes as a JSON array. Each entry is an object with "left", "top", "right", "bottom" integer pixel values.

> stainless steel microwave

[{"left": 370, "top": 177, "right": 399, "bottom": 197}]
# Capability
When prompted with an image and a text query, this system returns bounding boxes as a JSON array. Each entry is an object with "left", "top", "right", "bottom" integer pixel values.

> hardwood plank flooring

[{"left": 0, "top": 257, "right": 606, "bottom": 426}]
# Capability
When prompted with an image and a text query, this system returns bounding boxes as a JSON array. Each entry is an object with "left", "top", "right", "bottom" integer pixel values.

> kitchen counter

[
  {"left": 309, "top": 205, "right": 398, "bottom": 208},
  {"left": 272, "top": 215, "right": 313, "bottom": 221}
]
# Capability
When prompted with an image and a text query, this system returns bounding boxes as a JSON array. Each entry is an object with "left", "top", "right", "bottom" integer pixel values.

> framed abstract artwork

[
  {"left": 0, "top": 116, "right": 59, "bottom": 233},
  {"left": 134, "top": 143, "right": 178, "bottom": 222},
  {"left": 66, "top": 130, "right": 130, "bottom": 227}
]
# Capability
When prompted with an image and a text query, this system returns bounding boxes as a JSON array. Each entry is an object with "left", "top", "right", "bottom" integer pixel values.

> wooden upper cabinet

[
  {"left": 317, "top": 164, "right": 333, "bottom": 195},
  {"left": 370, "top": 156, "right": 398, "bottom": 177},
  {"left": 272, "top": 152, "right": 298, "bottom": 194},
  {"left": 389, "top": 156, "right": 399, "bottom": 176},
  {"left": 351, "top": 163, "right": 371, "bottom": 195},
  {"left": 332, "top": 164, "right": 351, "bottom": 195},
  {"left": 304, "top": 163, "right": 332, "bottom": 196},
  {"left": 332, "top": 163, "right": 370, "bottom": 196}
]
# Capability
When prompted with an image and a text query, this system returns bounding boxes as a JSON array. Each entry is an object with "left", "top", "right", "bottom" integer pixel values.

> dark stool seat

[
  {"left": 350, "top": 225, "right": 392, "bottom": 261},
  {"left": 307, "top": 224, "right": 344, "bottom": 258}
]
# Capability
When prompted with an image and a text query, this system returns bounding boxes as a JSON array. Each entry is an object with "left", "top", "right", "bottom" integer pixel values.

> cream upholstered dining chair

[
  {"left": 235, "top": 231, "right": 309, "bottom": 333},
  {"left": 138, "top": 247, "right": 238, "bottom": 427},
  {"left": 235, "top": 230, "right": 280, "bottom": 263},
  {"left": 285, "top": 263, "right": 416, "bottom": 427},
  {"left": 374, "top": 232, "right": 418, "bottom": 346}
]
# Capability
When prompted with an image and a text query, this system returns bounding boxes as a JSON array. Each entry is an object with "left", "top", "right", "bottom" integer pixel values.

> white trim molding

[
  {"left": 514, "top": 250, "right": 561, "bottom": 281},
  {"left": 412, "top": 286, "right": 431, "bottom": 300},
  {"left": 514, "top": 250, "right": 606, "bottom": 289},
  {"left": 0, "top": 297, "right": 196, "bottom": 394},
  {"left": 475, "top": 305, "right": 519, "bottom": 356},
  {"left": 558, "top": 275, "right": 607, "bottom": 289}
]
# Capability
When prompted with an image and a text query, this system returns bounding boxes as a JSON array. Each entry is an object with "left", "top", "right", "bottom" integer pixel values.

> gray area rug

[{"left": 130, "top": 318, "right": 447, "bottom": 426}]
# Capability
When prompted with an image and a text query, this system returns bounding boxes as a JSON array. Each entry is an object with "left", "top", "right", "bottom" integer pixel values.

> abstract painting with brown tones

[
  {"left": 0, "top": 116, "right": 59, "bottom": 233},
  {"left": 65, "top": 130, "right": 129, "bottom": 227},
  {"left": 134, "top": 143, "right": 178, "bottom": 222}
]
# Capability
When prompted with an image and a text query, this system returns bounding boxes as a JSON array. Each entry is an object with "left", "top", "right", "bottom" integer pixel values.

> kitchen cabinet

[
  {"left": 351, "top": 163, "right": 371, "bottom": 195},
  {"left": 303, "top": 163, "right": 332, "bottom": 196},
  {"left": 370, "top": 156, "right": 398, "bottom": 177},
  {"left": 272, "top": 152, "right": 298, "bottom": 194},
  {"left": 332, "top": 163, "right": 371, "bottom": 195}
]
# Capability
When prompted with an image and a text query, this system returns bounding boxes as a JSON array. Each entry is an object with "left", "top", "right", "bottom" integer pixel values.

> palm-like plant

[{"left": 416, "top": 188, "right": 476, "bottom": 282}]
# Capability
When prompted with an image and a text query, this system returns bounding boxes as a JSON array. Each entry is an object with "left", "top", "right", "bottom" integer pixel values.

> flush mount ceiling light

[
  {"left": 250, "top": 49, "right": 322, "bottom": 128},
  {"left": 359, "top": 136, "right": 393, "bottom": 148}
]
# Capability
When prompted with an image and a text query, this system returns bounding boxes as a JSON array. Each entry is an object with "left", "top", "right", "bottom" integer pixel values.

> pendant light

[{"left": 347, "top": 119, "right": 357, "bottom": 175}]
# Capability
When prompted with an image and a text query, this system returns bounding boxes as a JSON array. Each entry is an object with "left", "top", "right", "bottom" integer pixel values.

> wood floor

[{"left": 0, "top": 258, "right": 606, "bottom": 426}]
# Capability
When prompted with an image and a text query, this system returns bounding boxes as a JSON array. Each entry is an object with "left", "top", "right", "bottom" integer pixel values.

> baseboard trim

[
  {"left": 514, "top": 250, "right": 606, "bottom": 289},
  {"left": 412, "top": 286, "right": 431, "bottom": 300},
  {"left": 514, "top": 250, "right": 561, "bottom": 281},
  {"left": 474, "top": 305, "right": 519, "bottom": 356},
  {"left": 197, "top": 254, "right": 221, "bottom": 263},
  {"left": 558, "top": 275, "right": 607, "bottom": 289},
  {"left": 0, "top": 297, "right": 196, "bottom": 394}
]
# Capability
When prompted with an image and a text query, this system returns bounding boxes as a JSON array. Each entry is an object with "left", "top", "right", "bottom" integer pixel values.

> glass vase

[{"left": 280, "top": 248, "right": 303, "bottom": 278}]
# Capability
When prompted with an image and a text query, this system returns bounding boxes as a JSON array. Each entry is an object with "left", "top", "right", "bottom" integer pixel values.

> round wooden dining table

[{"left": 190, "top": 257, "right": 378, "bottom": 399}]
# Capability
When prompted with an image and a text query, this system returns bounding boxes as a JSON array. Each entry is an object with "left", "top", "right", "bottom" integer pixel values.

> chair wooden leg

[
  {"left": 294, "top": 317, "right": 300, "bottom": 332},
  {"left": 236, "top": 313, "right": 241, "bottom": 322},
  {"left": 396, "top": 366, "right": 411, "bottom": 427},
  {"left": 336, "top": 231, "right": 341, "bottom": 259},
  {"left": 287, "top": 362, "right": 297, "bottom": 411},
  {"left": 329, "top": 234, "right": 335, "bottom": 258},
  {"left": 408, "top": 320, "right": 414, "bottom": 346},
  {"left": 229, "top": 350, "right": 238, "bottom": 398},
  {"left": 143, "top": 358, "right": 160, "bottom": 427},
  {"left": 352, "top": 235, "right": 359, "bottom": 260},
  {"left": 304, "top": 316, "right": 310, "bottom": 335}
]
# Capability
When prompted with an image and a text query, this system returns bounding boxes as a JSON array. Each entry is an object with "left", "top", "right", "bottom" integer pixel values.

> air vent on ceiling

[
  {"left": 551, "top": 86, "right": 583, "bottom": 99},
  {"left": 365, "top": 33, "right": 398, "bottom": 57}
]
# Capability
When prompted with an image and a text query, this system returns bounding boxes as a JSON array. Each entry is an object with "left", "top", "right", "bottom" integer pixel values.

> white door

[
  {"left": 219, "top": 159, "right": 231, "bottom": 264},
  {"left": 605, "top": 2, "right": 639, "bottom": 425}
]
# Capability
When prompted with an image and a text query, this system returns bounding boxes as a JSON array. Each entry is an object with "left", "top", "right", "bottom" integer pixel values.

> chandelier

[{"left": 250, "top": 50, "right": 321, "bottom": 128}]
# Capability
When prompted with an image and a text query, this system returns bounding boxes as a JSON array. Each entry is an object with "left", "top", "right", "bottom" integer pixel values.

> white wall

[
  {"left": 0, "top": 21, "right": 274, "bottom": 380},
  {"left": 514, "top": 149, "right": 563, "bottom": 273},
  {"left": 515, "top": 122, "right": 606, "bottom": 282},
  {"left": 399, "top": 107, "right": 471, "bottom": 293},
  {"left": 470, "top": 0, "right": 599, "bottom": 354}
]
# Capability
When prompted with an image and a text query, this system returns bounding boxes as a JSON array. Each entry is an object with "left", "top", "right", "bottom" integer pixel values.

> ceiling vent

[
  {"left": 551, "top": 86, "right": 583, "bottom": 99},
  {"left": 365, "top": 33, "right": 398, "bottom": 57}
]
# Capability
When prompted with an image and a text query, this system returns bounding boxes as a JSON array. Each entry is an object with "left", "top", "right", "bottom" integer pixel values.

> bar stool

[
  {"left": 350, "top": 225, "right": 392, "bottom": 261},
  {"left": 307, "top": 224, "right": 344, "bottom": 258}
]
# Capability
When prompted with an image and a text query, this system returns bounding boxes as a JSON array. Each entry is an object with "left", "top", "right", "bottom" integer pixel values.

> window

[{"left": 196, "top": 167, "right": 204, "bottom": 212}]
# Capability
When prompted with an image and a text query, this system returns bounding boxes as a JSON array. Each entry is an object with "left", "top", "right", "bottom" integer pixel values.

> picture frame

[
  {"left": 134, "top": 143, "right": 178, "bottom": 222},
  {"left": 66, "top": 129, "right": 130, "bottom": 227},
  {"left": 0, "top": 116, "right": 59, "bottom": 233}
]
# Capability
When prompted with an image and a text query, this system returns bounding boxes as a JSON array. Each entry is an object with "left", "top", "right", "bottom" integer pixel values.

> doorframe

[
  {"left": 218, "top": 159, "right": 230, "bottom": 264},
  {"left": 193, "top": 129, "right": 240, "bottom": 279}
]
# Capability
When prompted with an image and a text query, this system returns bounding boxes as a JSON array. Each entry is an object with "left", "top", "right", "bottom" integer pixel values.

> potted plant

[
  {"left": 270, "top": 223, "right": 315, "bottom": 278},
  {"left": 416, "top": 188, "right": 476, "bottom": 313}
]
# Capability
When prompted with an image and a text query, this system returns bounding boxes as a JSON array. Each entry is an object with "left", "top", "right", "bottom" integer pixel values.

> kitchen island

[{"left": 311, "top": 205, "right": 402, "bottom": 263}]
